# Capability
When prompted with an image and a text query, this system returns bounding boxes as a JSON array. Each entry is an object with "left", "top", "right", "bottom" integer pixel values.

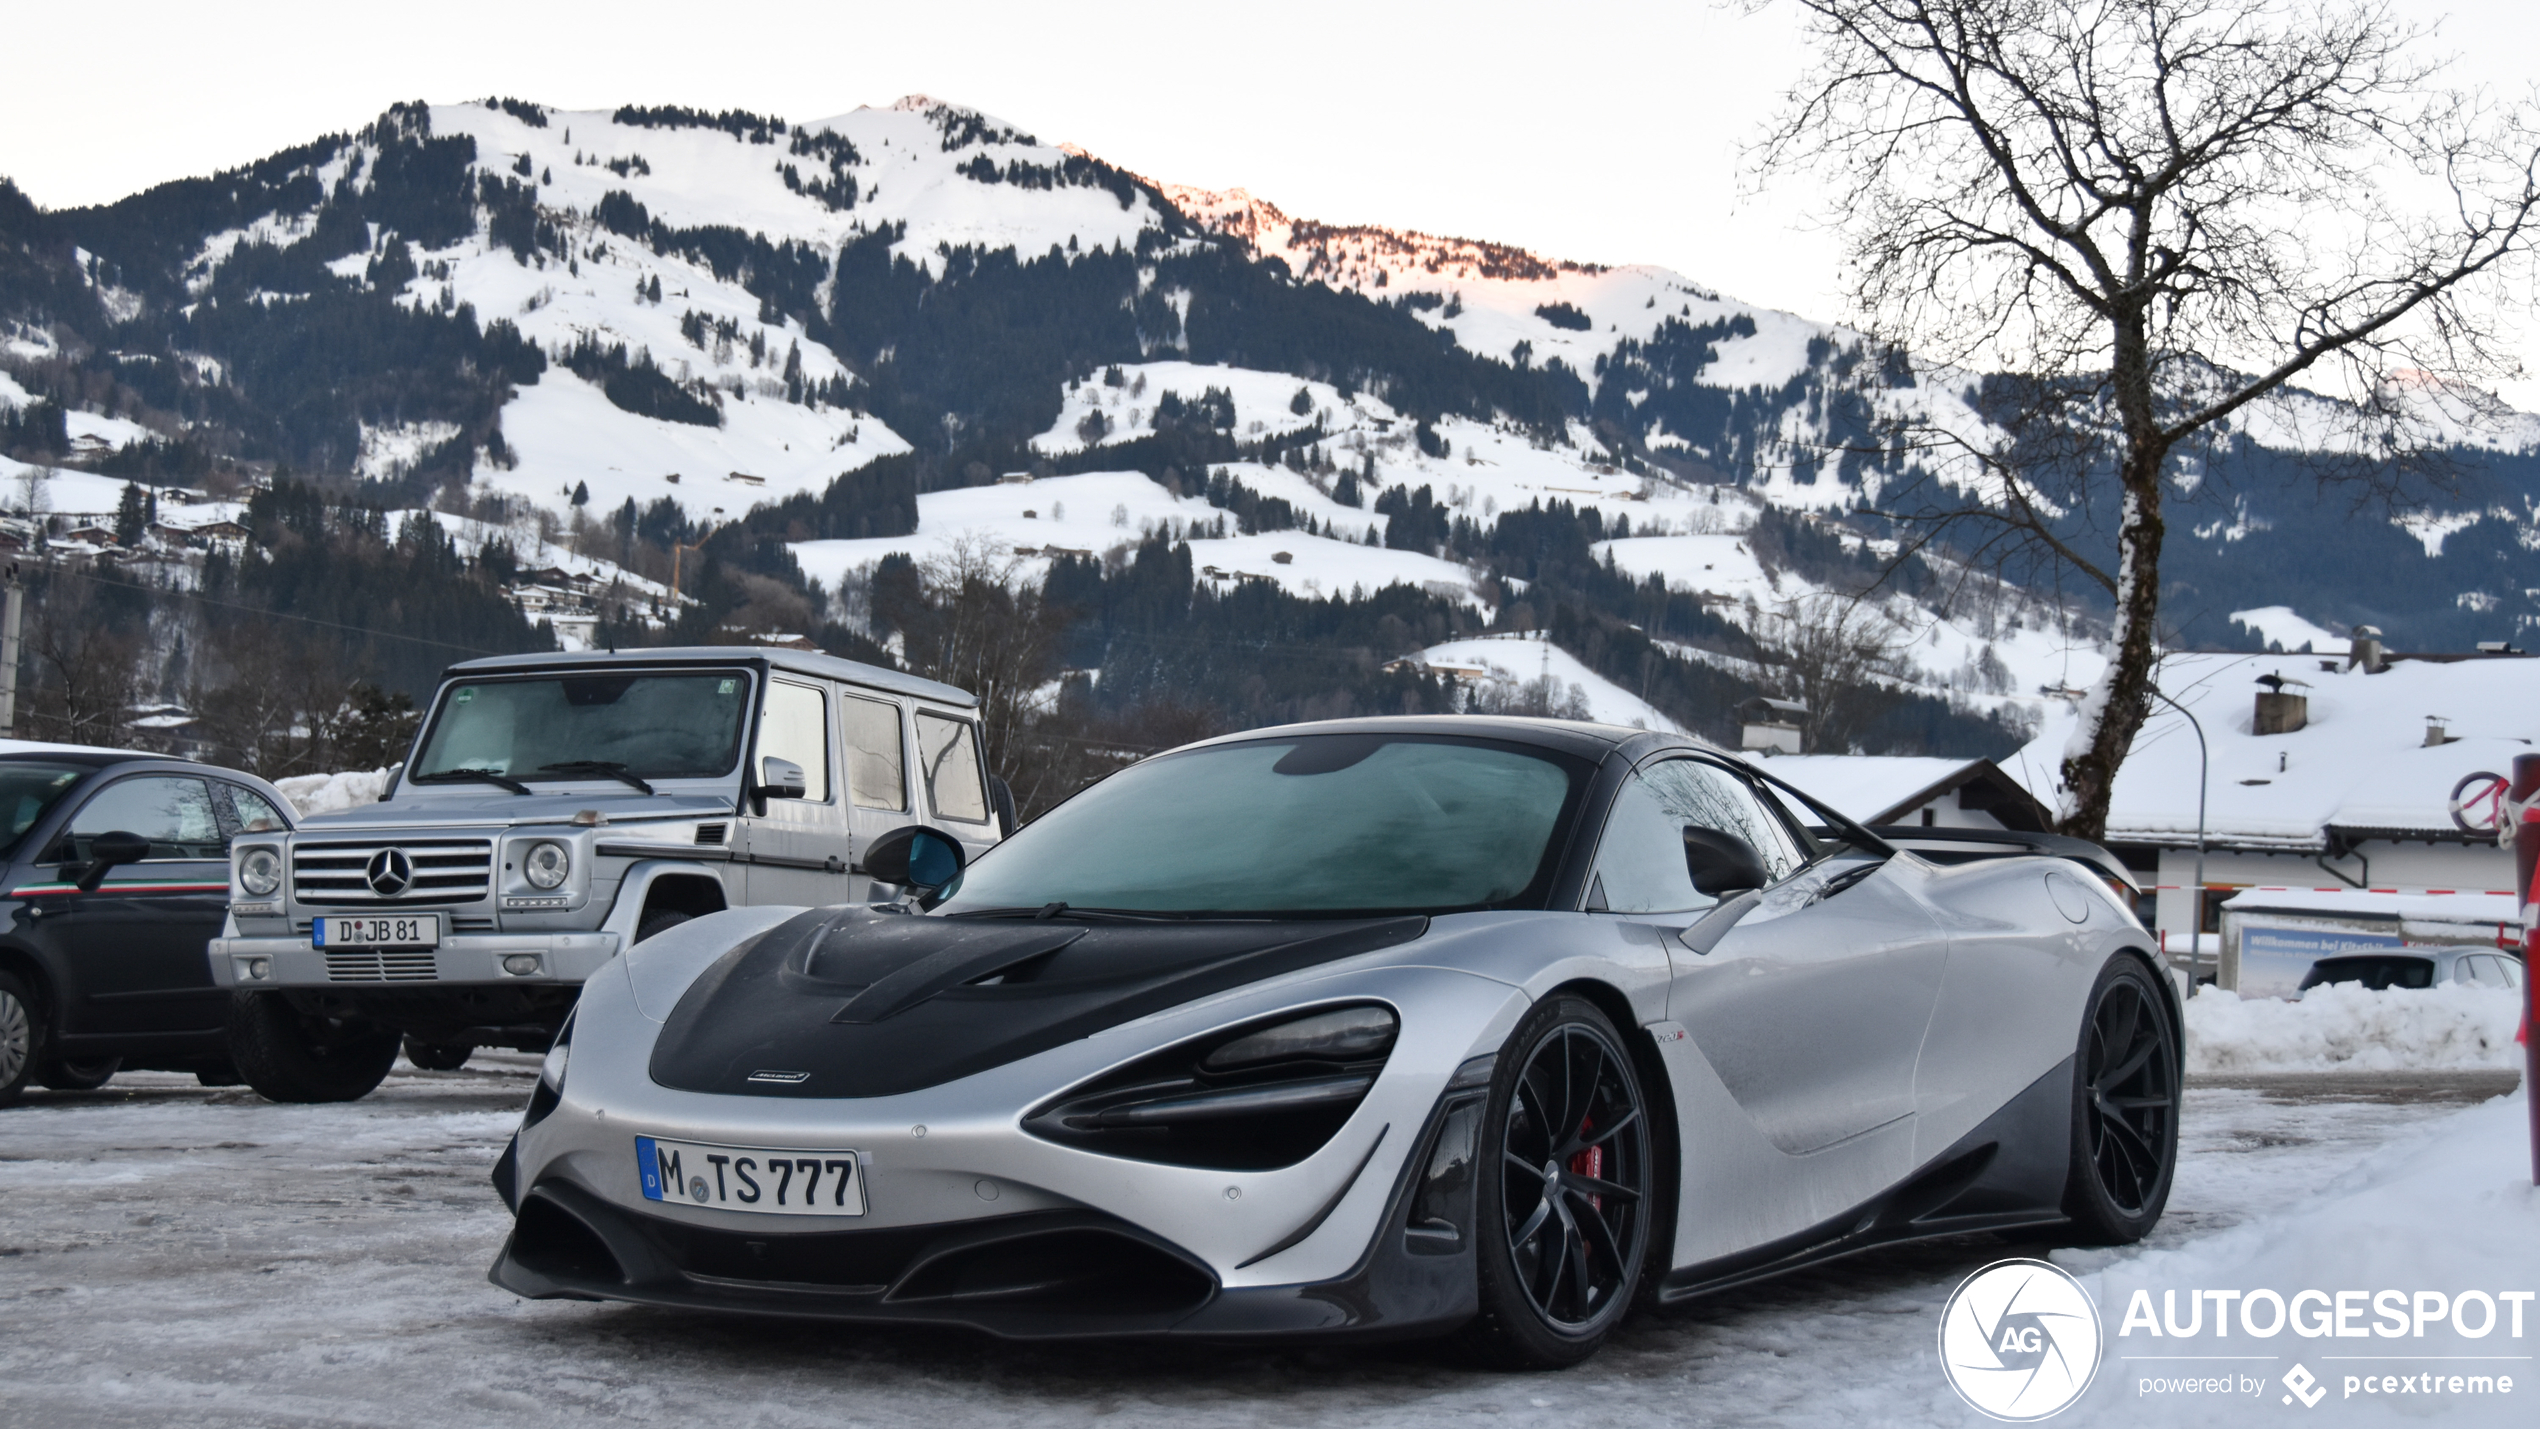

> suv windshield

[
  {"left": 0, "top": 762, "right": 87, "bottom": 859},
  {"left": 412, "top": 672, "right": 752, "bottom": 783},
  {"left": 938, "top": 733, "right": 1592, "bottom": 916}
]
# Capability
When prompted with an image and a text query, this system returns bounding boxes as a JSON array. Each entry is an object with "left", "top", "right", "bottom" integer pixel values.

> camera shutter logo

[
  {"left": 364, "top": 848, "right": 414, "bottom": 897},
  {"left": 1938, "top": 1259, "right": 2103, "bottom": 1421}
]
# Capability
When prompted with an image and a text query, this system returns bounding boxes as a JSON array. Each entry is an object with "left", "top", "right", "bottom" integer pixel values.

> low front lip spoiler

[{"left": 487, "top": 1080, "right": 1492, "bottom": 1343}]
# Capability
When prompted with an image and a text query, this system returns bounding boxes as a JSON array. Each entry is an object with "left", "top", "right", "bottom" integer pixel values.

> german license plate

[
  {"left": 313, "top": 914, "right": 441, "bottom": 947},
  {"left": 637, "top": 1136, "right": 865, "bottom": 1216}
]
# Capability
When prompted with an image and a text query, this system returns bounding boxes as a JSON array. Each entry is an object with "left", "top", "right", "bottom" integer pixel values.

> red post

[{"left": 2511, "top": 753, "right": 2540, "bottom": 1187}]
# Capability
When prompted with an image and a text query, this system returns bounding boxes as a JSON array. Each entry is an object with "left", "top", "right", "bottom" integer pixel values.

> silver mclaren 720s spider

[{"left": 488, "top": 716, "right": 2181, "bottom": 1367}]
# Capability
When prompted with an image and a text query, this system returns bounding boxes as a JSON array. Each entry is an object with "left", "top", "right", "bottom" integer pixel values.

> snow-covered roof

[
  {"left": 2011, "top": 650, "right": 2540, "bottom": 850},
  {"left": 1750, "top": 754, "right": 2054, "bottom": 828},
  {"left": 2219, "top": 886, "right": 2520, "bottom": 926}
]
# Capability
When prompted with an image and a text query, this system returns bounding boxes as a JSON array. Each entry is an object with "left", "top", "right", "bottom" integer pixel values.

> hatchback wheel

[
  {"left": 402, "top": 1039, "right": 473, "bottom": 1072},
  {"left": 38, "top": 1056, "right": 120, "bottom": 1091},
  {"left": 0, "top": 972, "right": 38, "bottom": 1108}
]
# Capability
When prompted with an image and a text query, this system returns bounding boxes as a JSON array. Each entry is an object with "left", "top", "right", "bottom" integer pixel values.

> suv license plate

[
  {"left": 314, "top": 914, "right": 442, "bottom": 947},
  {"left": 637, "top": 1136, "right": 865, "bottom": 1216}
]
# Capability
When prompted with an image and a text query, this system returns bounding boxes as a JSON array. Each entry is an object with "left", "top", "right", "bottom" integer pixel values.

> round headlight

[
  {"left": 522, "top": 840, "right": 571, "bottom": 890},
  {"left": 238, "top": 847, "right": 282, "bottom": 898}
]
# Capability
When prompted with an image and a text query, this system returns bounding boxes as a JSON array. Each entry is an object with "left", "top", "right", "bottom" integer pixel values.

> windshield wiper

[
  {"left": 536, "top": 761, "right": 656, "bottom": 795},
  {"left": 944, "top": 905, "right": 1201, "bottom": 924},
  {"left": 410, "top": 767, "right": 534, "bottom": 796}
]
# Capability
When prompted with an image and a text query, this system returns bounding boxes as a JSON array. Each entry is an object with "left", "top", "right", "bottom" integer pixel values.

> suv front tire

[{"left": 229, "top": 992, "right": 401, "bottom": 1103}]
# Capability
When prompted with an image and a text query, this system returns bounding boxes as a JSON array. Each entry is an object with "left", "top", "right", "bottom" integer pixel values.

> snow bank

[
  {"left": 2184, "top": 983, "right": 2524, "bottom": 1074},
  {"left": 2075, "top": 1090, "right": 2538, "bottom": 1426},
  {"left": 274, "top": 768, "right": 395, "bottom": 818}
]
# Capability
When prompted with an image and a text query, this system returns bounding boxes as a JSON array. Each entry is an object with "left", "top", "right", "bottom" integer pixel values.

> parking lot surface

[{"left": 0, "top": 1059, "right": 2520, "bottom": 1428}]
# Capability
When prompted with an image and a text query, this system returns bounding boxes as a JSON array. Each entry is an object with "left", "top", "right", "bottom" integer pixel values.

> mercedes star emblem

[{"left": 364, "top": 848, "right": 414, "bottom": 897}]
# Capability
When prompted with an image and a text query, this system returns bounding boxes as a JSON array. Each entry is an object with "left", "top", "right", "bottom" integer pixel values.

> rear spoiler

[{"left": 1854, "top": 825, "right": 2141, "bottom": 900}]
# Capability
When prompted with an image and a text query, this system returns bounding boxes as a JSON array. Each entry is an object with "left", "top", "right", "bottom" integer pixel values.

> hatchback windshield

[
  {"left": 2297, "top": 955, "right": 2435, "bottom": 992},
  {"left": 939, "top": 733, "right": 1591, "bottom": 916},
  {"left": 412, "top": 673, "right": 752, "bottom": 782},
  {"left": 0, "top": 762, "right": 87, "bottom": 858}
]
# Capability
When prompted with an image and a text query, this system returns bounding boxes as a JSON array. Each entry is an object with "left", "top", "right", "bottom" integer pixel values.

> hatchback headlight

[
  {"left": 238, "top": 847, "right": 282, "bottom": 898},
  {"left": 522, "top": 840, "right": 571, "bottom": 889}
]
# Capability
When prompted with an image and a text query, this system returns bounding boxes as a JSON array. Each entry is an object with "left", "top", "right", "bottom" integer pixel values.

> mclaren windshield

[
  {"left": 411, "top": 672, "right": 753, "bottom": 785},
  {"left": 938, "top": 732, "right": 1593, "bottom": 917}
]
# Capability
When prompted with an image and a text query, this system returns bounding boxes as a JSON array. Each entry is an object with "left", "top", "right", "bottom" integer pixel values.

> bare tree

[
  {"left": 1466, "top": 673, "right": 1595, "bottom": 721},
  {"left": 1753, "top": 593, "right": 1913, "bottom": 752},
  {"left": 1753, "top": 0, "right": 2540, "bottom": 836},
  {"left": 19, "top": 575, "right": 145, "bottom": 748},
  {"left": 895, "top": 538, "right": 1071, "bottom": 789}
]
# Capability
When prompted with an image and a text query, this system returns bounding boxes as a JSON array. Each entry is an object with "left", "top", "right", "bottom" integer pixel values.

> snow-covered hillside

[
  {"left": 18, "top": 86, "right": 2540, "bottom": 719},
  {"left": 789, "top": 468, "right": 1486, "bottom": 611}
]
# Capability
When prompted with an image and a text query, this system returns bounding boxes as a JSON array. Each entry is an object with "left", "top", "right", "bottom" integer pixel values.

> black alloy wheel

[
  {"left": 1461, "top": 995, "right": 1652, "bottom": 1367},
  {"left": 2063, "top": 957, "right": 2180, "bottom": 1243}
]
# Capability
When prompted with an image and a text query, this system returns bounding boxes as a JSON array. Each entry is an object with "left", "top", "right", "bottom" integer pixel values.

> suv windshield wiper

[
  {"left": 410, "top": 768, "right": 534, "bottom": 796},
  {"left": 535, "top": 761, "right": 656, "bottom": 795}
]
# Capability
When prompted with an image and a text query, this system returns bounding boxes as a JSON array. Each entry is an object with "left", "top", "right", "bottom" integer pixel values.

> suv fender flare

[{"left": 600, "top": 861, "right": 731, "bottom": 942}]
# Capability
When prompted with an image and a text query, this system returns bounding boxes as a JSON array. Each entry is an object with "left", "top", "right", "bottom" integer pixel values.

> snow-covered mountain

[{"left": 3, "top": 93, "right": 2535, "bottom": 751}]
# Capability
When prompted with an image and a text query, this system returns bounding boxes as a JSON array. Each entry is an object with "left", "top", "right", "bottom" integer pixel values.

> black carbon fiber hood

[{"left": 647, "top": 907, "right": 1429, "bottom": 1099}]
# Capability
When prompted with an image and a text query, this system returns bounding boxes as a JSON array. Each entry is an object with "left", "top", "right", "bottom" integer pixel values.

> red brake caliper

[{"left": 1568, "top": 1116, "right": 1602, "bottom": 1212}]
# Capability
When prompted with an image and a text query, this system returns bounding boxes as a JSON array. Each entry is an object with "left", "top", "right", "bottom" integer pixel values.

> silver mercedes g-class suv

[{"left": 207, "top": 646, "right": 1005, "bottom": 1102}]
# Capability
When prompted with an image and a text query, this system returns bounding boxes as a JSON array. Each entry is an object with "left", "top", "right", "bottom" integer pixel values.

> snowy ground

[{"left": 1, "top": 1057, "right": 2526, "bottom": 1427}]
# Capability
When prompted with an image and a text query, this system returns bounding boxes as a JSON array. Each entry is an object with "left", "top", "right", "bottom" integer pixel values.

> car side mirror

[
  {"left": 78, "top": 830, "right": 154, "bottom": 893},
  {"left": 1683, "top": 826, "right": 1768, "bottom": 898},
  {"left": 861, "top": 824, "right": 966, "bottom": 895},
  {"left": 759, "top": 756, "right": 808, "bottom": 799}
]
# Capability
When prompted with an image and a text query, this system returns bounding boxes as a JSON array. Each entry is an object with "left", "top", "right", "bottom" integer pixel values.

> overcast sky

[{"left": 6, "top": 1, "right": 2538, "bottom": 397}]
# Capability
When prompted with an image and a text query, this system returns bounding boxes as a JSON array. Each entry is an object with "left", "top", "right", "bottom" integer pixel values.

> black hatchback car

[{"left": 0, "top": 747, "right": 298, "bottom": 1105}]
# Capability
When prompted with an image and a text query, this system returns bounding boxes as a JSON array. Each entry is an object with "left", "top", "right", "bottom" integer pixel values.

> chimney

[
  {"left": 2424, "top": 715, "right": 2458, "bottom": 747},
  {"left": 2253, "top": 671, "right": 2308, "bottom": 734},
  {"left": 2347, "top": 624, "right": 2386, "bottom": 673},
  {"left": 1737, "top": 696, "right": 1807, "bottom": 755}
]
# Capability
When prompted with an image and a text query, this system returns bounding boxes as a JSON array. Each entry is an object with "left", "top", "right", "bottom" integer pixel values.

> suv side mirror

[
  {"left": 861, "top": 824, "right": 966, "bottom": 895},
  {"left": 78, "top": 830, "right": 154, "bottom": 893},
  {"left": 1683, "top": 826, "right": 1768, "bottom": 898},
  {"left": 759, "top": 756, "right": 808, "bottom": 799}
]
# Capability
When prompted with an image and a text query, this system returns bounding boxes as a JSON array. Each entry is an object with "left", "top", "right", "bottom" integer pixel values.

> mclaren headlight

[
  {"left": 1202, "top": 1005, "right": 1398, "bottom": 1069},
  {"left": 237, "top": 847, "right": 283, "bottom": 898},
  {"left": 1025, "top": 1003, "right": 1398, "bottom": 1170},
  {"left": 522, "top": 840, "right": 571, "bottom": 890}
]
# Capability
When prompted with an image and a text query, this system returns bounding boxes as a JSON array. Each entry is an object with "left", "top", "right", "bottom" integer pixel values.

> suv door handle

[{"left": 824, "top": 855, "right": 845, "bottom": 874}]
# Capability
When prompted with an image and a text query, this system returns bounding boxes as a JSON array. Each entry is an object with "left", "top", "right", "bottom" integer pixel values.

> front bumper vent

[{"left": 324, "top": 949, "right": 440, "bottom": 982}]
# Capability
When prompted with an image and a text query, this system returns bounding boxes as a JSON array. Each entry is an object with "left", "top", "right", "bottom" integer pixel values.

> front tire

[
  {"left": 1459, "top": 994, "right": 1653, "bottom": 1369},
  {"left": 228, "top": 992, "right": 400, "bottom": 1104},
  {"left": 0, "top": 971, "right": 40, "bottom": 1108},
  {"left": 2062, "top": 956, "right": 2181, "bottom": 1244}
]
